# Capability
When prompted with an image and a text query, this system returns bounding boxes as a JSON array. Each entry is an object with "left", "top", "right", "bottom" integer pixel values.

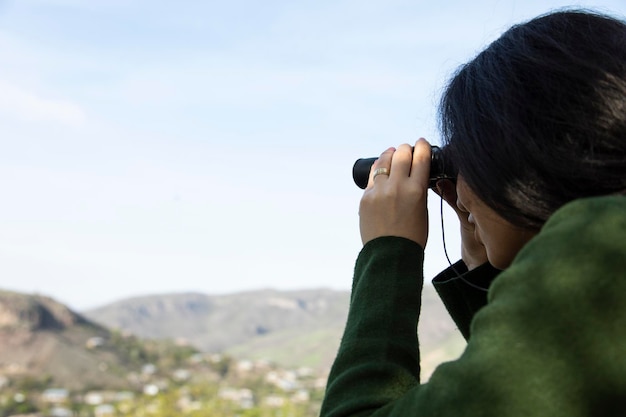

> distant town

[{"left": 1, "top": 347, "right": 327, "bottom": 417}]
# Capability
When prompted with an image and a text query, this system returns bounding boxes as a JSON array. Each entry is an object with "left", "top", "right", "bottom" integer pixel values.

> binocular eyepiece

[{"left": 352, "top": 145, "right": 455, "bottom": 189}]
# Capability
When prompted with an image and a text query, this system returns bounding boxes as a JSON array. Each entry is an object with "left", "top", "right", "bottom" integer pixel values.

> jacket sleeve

[
  {"left": 432, "top": 261, "right": 501, "bottom": 340},
  {"left": 320, "top": 236, "right": 424, "bottom": 417},
  {"left": 320, "top": 196, "right": 626, "bottom": 417}
]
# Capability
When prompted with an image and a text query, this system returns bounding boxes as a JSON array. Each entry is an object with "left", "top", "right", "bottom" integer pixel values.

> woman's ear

[{"left": 435, "top": 179, "right": 457, "bottom": 207}]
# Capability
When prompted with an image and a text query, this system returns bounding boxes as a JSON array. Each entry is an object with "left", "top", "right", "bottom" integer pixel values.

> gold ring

[{"left": 372, "top": 167, "right": 390, "bottom": 180}]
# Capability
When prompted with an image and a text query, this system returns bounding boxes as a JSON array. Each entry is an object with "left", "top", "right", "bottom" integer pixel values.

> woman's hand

[
  {"left": 359, "top": 139, "right": 431, "bottom": 248},
  {"left": 435, "top": 179, "right": 488, "bottom": 270}
]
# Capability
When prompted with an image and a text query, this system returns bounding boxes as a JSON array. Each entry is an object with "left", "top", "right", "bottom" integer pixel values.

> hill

[
  {"left": 84, "top": 286, "right": 466, "bottom": 377},
  {"left": 0, "top": 290, "right": 195, "bottom": 391}
]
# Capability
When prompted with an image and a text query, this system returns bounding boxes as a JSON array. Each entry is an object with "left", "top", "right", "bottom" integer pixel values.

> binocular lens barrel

[{"left": 352, "top": 145, "right": 454, "bottom": 189}]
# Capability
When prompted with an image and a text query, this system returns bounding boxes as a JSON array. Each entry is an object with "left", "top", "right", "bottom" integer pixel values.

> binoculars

[{"left": 352, "top": 145, "right": 455, "bottom": 189}]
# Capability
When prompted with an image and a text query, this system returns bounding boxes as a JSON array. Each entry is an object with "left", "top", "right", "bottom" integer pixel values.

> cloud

[{"left": 0, "top": 80, "right": 86, "bottom": 126}]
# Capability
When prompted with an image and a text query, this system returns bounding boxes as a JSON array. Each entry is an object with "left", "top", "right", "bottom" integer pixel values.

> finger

[
  {"left": 389, "top": 143, "right": 413, "bottom": 180},
  {"left": 367, "top": 147, "right": 395, "bottom": 188},
  {"left": 410, "top": 138, "right": 431, "bottom": 185}
]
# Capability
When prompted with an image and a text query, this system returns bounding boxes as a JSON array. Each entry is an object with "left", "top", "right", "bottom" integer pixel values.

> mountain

[
  {"left": 0, "top": 290, "right": 194, "bottom": 391},
  {"left": 85, "top": 289, "right": 347, "bottom": 352},
  {"left": 84, "top": 286, "right": 466, "bottom": 377}
]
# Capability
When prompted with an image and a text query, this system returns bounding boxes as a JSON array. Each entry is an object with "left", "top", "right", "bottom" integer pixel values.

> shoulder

[
  {"left": 489, "top": 195, "right": 626, "bottom": 302},
  {"left": 516, "top": 195, "right": 625, "bottom": 262},
  {"left": 542, "top": 194, "right": 626, "bottom": 233}
]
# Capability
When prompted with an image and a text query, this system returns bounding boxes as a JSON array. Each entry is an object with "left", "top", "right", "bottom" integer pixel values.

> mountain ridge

[{"left": 84, "top": 286, "right": 466, "bottom": 376}]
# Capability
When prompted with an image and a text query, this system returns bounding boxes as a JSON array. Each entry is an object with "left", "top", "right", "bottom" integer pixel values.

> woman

[{"left": 321, "top": 9, "right": 626, "bottom": 417}]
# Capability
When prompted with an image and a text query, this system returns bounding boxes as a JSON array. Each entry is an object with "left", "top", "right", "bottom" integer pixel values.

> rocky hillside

[
  {"left": 84, "top": 286, "right": 466, "bottom": 376},
  {"left": 0, "top": 290, "right": 195, "bottom": 391},
  {"left": 0, "top": 290, "right": 89, "bottom": 331}
]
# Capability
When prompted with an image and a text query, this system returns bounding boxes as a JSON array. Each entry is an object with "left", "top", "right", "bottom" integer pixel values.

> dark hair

[{"left": 439, "top": 9, "right": 626, "bottom": 229}]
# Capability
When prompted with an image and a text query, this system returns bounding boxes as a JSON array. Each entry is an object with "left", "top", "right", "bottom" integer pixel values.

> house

[
  {"left": 41, "top": 389, "right": 69, "bottom": 404},
  {"left": 94, "top": 404, "right": 116, "bottom": 417}
]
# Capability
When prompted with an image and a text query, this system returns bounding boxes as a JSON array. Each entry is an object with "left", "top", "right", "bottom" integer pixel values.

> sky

[{"left": 1, "top": 0, "right": 624, "bottom": 310}]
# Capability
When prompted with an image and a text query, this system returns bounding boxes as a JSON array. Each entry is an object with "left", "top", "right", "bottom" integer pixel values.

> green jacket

[{"left": 320, "top": 195, "right": 626, "bottom": 417}]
